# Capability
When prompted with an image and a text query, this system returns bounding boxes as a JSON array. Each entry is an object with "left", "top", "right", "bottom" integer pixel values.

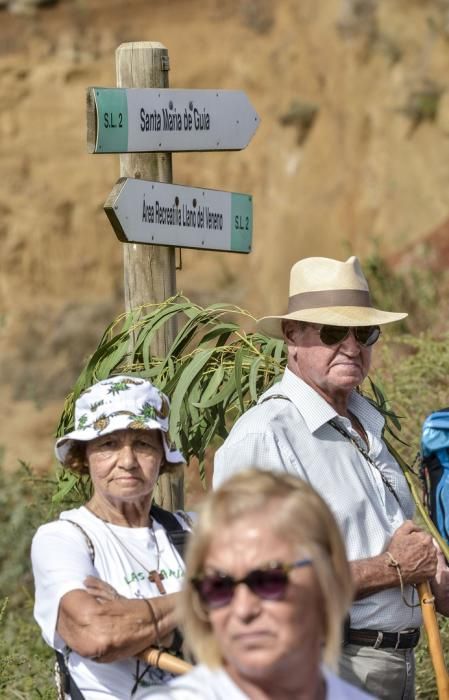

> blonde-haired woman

[{"left": 147, "top": 469, "right": 374, "bottom": 700}]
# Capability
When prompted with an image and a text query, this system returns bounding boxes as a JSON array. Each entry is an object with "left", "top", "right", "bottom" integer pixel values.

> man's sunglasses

[
  {"left": 317, "top": 324, "right": 381, "bottom": 347},
  {"left": 191, "top": 558, "right": 313, "bottom": 610}
]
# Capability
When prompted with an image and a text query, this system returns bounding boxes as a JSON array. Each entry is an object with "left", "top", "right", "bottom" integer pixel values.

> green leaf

[
  {"left": 195, "top": 373, "right": 236, "bottom": 409},
  {"left": 169, "top": 348, "right": 216, "bottom": 433},
  {"left": 196, "top": 365, "right": 225, "bottom": 406},
  {"left": 52, "top": 473, "right": 79, "bottom": 503},
  {"left": 96, "top": 340, "right": 130, "bottom": 377},
  {"left": 249, "top": 356, "right": 263, "bottom": 403},
  {"left": 234, "top": 348, "right": 244, "bottom": 411},
  {"left": 200, "top": 323, "right": 239, "bottom": 346}
]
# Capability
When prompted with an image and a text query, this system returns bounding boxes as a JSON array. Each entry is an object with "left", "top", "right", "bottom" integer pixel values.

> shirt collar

[{"left": 272, "top": 367, "right": 385, "bottom": 436}]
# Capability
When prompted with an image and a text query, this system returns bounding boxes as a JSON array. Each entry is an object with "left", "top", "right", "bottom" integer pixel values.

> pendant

[{"left": 148, "top": 570, "right": 166, "bottom": 594}]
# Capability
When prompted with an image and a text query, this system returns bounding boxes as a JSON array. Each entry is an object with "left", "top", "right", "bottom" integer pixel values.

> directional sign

[
  {"left": 87, "top": 87, "right": 260, "bottom": 153},
  {"left": 105, "top": 178, "right": 252, "bottom": 253}
]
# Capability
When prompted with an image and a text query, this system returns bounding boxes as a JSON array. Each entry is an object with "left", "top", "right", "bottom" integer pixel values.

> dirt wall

[{"left": 2, "top": 0, "right": 449, "bottom": 471}]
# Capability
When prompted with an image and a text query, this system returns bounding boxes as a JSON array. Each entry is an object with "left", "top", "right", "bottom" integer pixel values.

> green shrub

[
  {"left": 0, "top": 597, "right": 55, "bottom": 699},
  {"left": 0, "top": 465, "right": 60, "bottom": 698}
]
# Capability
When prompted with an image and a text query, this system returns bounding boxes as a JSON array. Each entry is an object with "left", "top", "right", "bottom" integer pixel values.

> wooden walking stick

[
  {"left": 418, "top": 581, "right": 449, "bottom": 700},
  {"left": 387, "top": 439, "right": 449, "bottom": 699},
  {"left": 139, "top": 646, "right": 192, "bottom": 675}
]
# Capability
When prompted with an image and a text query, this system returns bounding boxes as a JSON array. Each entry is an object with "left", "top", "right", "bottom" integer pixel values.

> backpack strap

[
  {"left": 54, "top": 520, "right": 95, "bottom": 699},
  {"left": 150, "top": 503, "right": 190, "bottom": 560},
  {"left": 61, "top": 519, "right": 95, "bottom": 563},
  {"left": 149, "top": 504, "right": 190, "bottom": 657},
  {"left": 259, "top": 393, "right": 293, "bottom": 405},
  {"left": 55, "top": 650, "right": 85, "bottom": 700}
]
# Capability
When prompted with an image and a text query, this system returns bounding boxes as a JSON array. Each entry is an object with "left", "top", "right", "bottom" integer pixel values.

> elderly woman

[
  {"left": 148, "top": 469, "right": 374, "bottom": 700},
  {"left": 31, "top": 375, "right": 191, "bottom": 699}
]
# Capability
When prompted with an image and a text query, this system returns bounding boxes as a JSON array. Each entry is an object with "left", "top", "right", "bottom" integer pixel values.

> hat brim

[
  {"left": 55, "top": 416, "right": 184, "bottom": 465},
  {"left": 257, "top": 307, "right": 408, "bottom": 339}
]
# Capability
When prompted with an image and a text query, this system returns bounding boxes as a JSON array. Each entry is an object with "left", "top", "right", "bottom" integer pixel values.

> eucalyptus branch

[
  {"left": 386, "top": 438, "right": 449, "bottom": 561},
  {"left": 55, "top": 295, "right": 445, "bottom": 570}
]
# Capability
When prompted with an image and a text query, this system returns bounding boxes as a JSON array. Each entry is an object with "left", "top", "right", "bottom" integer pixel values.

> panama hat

[
  {"left": 257, "top": 256, "right": 407, "bottom": 339},
  {"left": 55, "top": 375, "right": 184, "bottom": 465}
]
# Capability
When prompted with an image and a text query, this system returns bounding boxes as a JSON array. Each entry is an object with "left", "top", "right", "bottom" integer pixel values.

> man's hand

[
  {"left": 351, "top": 520, "right": 438, "bottom": 599},
  {"left": 387, "top": 520, "right": 437, "bottom": 584},
  {"left": 84, "top": 575, "right": 125, "bottom": 604}
]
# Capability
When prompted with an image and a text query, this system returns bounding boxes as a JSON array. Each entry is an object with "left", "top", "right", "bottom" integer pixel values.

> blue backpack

[{"left": 420, "top": 408, "right": 449, "bottom": 544}]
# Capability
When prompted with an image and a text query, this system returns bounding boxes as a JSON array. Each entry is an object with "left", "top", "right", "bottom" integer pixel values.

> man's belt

[{"left": 346, "top": 627, "right": 420, "bottom": 650}]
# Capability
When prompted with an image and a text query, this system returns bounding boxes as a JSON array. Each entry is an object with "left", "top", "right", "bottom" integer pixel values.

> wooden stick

[
  {"left": 418, "top": 581, "right": 449, "bottom": 700},
  {"left": 138, "top": 646, "right": 193, "bottom": 675},
  {"left": 383, "top": 441, "right": 449, "bottom": 697},
  {"left": 115, "top": 41, "right": 183, "bottom": 511}
]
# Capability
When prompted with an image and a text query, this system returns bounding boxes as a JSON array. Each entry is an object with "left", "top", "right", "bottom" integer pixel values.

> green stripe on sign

[
  {"left": 231, "top": 194, "right": 252, "bottom": 252},
  {"left": 95, "top": 88, "right": 128, "bottom": 153}
]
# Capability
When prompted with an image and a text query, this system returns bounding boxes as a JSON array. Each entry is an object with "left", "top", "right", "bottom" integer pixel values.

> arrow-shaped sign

[
  {"left": 87, "top": 87, "right": 260, "bottom": 153},
  {"left": 105, "top": 178, "right": 252, "bottom": 253}
]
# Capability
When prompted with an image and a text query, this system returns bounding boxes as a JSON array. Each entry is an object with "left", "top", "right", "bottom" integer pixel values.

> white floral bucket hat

[{"left": 55, "top": 375, "right": 184, "bottom": 465}]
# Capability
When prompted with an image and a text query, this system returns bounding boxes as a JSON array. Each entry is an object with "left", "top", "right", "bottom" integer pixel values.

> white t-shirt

[
  {"left": 31, "top": 506, "right": 191, "bottom": 700},
  {"left": 144, "top": 664, "right": 376, "bottom": 699}
]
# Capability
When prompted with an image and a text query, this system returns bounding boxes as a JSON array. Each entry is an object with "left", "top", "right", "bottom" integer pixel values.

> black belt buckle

[{"left": 394, "top": 628, "right": 420, "bottom": 650}]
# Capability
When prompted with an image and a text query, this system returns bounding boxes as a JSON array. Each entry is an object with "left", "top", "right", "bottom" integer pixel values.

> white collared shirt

[{"left": 213, "top": 368, "right": 422, "bottom": 632}]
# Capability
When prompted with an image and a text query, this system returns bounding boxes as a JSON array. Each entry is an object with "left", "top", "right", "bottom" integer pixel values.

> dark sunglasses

[
  {"left": 317, "top": 325, "right": 381, "bottom": 347},
  {"left": 191, "top": 558, "right": 313, "bottom": 610}
]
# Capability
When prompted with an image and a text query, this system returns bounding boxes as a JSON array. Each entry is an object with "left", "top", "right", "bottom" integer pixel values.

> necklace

[
  {"left": 85, "top": 505, "right": 167, "bottom": 594},
  {"left": 329, "top": 419, "right": 403, "bottom": 511},
  {"left": 348, "top": 410, "right": 369, "bottom": 446}
]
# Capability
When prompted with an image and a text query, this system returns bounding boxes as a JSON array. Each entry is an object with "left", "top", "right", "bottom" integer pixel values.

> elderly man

[{"left": 213, "top": 255, "right": 448, "bottom": 700}]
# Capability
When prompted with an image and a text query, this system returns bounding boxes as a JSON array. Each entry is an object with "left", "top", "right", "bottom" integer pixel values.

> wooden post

[{"left": 116, "top": 42, "right": 183, "bottom": 511}]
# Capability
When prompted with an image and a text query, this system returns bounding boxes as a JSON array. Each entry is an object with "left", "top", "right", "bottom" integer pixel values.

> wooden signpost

[
  {"left": 105, "top": 178, "right": 253, "bottom": 253},
  {"left": 87, "top": 87, "right": 260, "bottom": 153},
  {"left": 88, "top": 41, "right": 260, "bottom": 509}
]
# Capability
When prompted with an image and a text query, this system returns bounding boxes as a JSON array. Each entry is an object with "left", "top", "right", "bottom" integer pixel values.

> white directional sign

[
  {"left": 105, "top": 178, "right": 252, "bottom": 253},
  {"left": 87, "top": 87, "right": 260, "bottom": 153}
]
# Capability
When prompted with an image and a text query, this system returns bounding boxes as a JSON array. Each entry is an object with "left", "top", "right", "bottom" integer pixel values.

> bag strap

[
  {"left": 62, "top": 519, "right": 95, "bottom": 563},
  {"left": 259, "top": 393, "right": 293, "bottom": 405},
  {"left": 329, "top": 418, "right": 404, "bottom": 511},
  {"left": 54, "top": 520, "right": 94, "bottom": 699},
  {"left": 55, "top": 650, "right": 85, "bottom": 700},
  {"left": 150, "top": 503, "right": 190, "bottom": 560}
]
